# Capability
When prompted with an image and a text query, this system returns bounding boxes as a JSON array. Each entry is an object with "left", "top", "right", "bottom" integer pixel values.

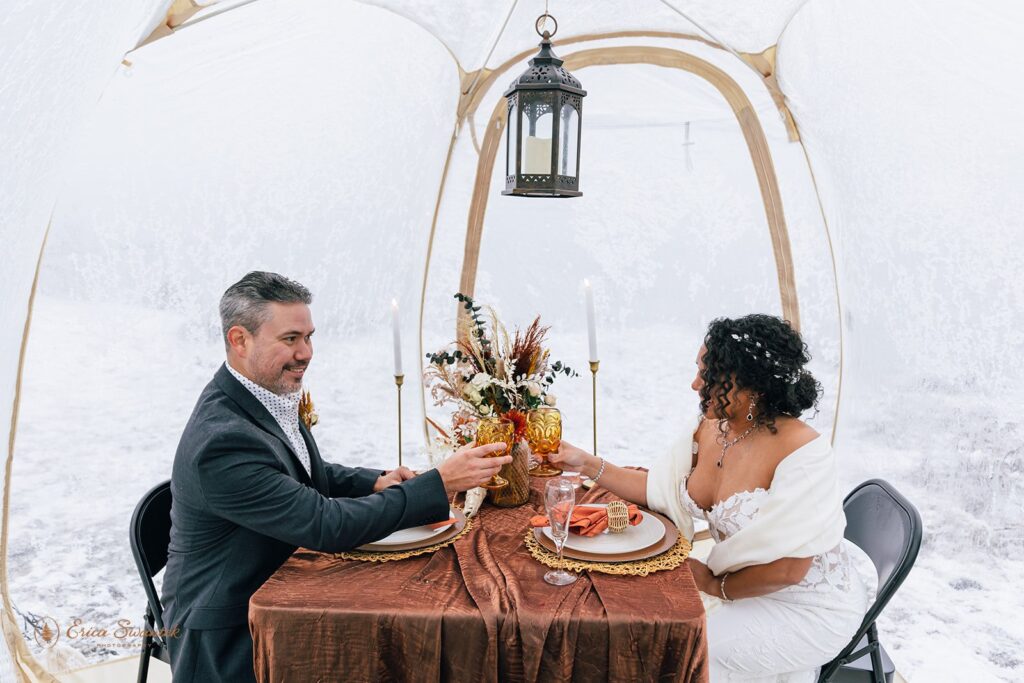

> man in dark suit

[{"left": 161, "top": 271, "right": 509, "bottom": 682}]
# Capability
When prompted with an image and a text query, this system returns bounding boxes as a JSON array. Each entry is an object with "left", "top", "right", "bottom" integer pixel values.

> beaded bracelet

[{"left": 591, "top": 457, "right": 607, "bottom": 484}]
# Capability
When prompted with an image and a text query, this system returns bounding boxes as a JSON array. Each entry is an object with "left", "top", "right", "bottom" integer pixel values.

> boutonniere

[{"left": 299, "top": 390, "right": 319, "bottom": 429}]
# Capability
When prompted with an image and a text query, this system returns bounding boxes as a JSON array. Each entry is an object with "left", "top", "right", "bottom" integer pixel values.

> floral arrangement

[{"left": 424, "top": 293, "right": 578, "bottom": 448}]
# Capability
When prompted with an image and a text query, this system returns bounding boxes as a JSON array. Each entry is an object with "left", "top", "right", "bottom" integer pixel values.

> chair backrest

[
  {"left": 129, "top": 480, "right": 172, "bottom": 632},
  {"left": 822, "top": 478, "right": 923, "bottom": 678}
]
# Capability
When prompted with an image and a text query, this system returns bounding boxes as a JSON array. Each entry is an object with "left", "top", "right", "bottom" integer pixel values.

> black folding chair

[
  {"left": 819, "top": 479, "right": 923, "bottom": 683},
  {"left": 129, "top": 480, "right": 173, "bottom": 683}
]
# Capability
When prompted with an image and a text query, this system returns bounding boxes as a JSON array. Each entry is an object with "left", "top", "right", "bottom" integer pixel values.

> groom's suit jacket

[{"left": 161, "top": 364, "right": 448, "bottom": 682}]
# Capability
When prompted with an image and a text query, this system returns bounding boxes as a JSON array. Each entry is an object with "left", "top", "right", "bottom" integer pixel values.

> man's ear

[{"left": 227, "top": 325, "right": 250, "bottom": 358}]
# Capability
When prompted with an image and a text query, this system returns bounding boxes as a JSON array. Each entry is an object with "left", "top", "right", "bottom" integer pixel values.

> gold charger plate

[
  {"left": 533, "top": 507, "right": 679, "bottom": 563},
  {"left": 358, "top": 508, "right": 467, "bottom": 552}
]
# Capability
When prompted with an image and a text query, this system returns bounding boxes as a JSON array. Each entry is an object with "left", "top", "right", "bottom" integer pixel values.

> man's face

[{"left": 237, "top": 302, "right": 314, "bottom": 395}]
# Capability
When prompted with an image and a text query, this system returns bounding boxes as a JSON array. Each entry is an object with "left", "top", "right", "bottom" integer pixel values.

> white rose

[
  {"left": 526, "top": 382, "right": 542, "bottom": 397},
  {"left": 470, "top": 372, "right": 492, "bottom": 389},
  {"left": 462, "top": 384, "right": 482, "bottom": 404},
  {"left": 479, "top": 404, "right": 492, "bottom": 416},
  {"left": 544, "top": 394, "right": 557, "bottom": 406}
]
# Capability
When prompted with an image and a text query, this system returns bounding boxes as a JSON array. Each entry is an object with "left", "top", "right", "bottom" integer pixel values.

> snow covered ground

[{"left": 6, "top": 295, "right": 1022, "bottom": 680}]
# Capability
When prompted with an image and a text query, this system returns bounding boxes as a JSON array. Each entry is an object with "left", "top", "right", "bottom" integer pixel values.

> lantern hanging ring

[{"left": 535, "top": 13, "right": 557, "bottom": 39}]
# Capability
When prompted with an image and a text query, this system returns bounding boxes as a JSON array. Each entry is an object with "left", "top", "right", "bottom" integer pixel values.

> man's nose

[{"left": 295, "top": 338, "right": 313, "bottom": 361}]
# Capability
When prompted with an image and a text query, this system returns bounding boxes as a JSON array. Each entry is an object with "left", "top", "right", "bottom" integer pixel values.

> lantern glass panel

[
  {"left": 520, "top": 99, "right": 554, "bottom": 175},
  {"left": 506, "top": 101, "right": 518, "bottom": 177},
  {"left": 558, "top": 103, "right": 579, "bottom": 177}
]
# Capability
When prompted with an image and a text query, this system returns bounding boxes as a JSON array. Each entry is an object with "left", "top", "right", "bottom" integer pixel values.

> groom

[{"left": 161, "top": 271, "right": 510, "bottom": 682}]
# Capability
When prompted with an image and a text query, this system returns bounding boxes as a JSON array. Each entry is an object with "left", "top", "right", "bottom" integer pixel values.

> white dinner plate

[
  {"left": 542, "top": 503, "right": 666, "bottom": 554},
  {"left": 370, "top": 510, "right": 455, "bottom": 547}
]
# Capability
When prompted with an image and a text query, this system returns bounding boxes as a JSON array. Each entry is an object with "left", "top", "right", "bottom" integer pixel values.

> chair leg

[
  {"left": 867, "top": 623, "right": 885, "bottom": 683},
  {"left": 137, "top": 634, "right": 152, "bottom": 683},
  {"left": 137, "top": 605, "right": 157, "bottom": 683}
]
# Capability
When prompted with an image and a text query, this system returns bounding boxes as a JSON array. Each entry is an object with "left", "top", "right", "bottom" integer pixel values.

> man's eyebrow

[{"left": 279, "top": 329, "right": 314, "bottom": 338}]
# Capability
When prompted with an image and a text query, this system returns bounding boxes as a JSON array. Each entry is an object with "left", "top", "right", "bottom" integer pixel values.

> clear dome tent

[{"left": 1, "top": 0, "right": 1022, "bottom": 680}]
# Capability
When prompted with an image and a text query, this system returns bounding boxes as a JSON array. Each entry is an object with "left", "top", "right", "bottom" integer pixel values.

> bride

[{"left": 550, "top": 314, "right": 872, "bottom": 682}]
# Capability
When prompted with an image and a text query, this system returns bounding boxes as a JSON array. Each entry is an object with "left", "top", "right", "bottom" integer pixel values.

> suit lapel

[
  {"left": 299, "top": 423, "right": 329, "bottom": 495},
  {"left": 214, "top": 365, "right": 313, "bottom": 485}
]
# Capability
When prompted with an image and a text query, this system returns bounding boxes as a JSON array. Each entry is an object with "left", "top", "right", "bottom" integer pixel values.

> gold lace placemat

[
  {"left": 334, "top": 517, "right": 474, "bottom": 563},
  {"left": 524, "top": 530, "right": 692, "bottom": 577}
]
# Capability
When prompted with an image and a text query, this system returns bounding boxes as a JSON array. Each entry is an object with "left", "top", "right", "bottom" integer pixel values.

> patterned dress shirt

[{"left": 226, "top": 363, "right": 311, "bottom": 476}]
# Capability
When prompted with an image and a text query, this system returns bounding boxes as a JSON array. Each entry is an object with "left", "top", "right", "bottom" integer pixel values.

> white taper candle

[
  {"left": 390, "top": 299, "right": 403, "bottom": 376},
  {"left": 584, "top": 279, "right": 598, "bottom": 362}
]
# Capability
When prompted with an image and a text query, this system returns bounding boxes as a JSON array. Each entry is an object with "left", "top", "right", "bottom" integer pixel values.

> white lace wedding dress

[{"left": 682, "top": 480, "right": 875, "bottom": 682}]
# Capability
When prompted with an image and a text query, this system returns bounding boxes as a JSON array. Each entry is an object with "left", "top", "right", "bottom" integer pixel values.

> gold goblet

[
  {"left": 475, "top": 416, "right": 513, "bottom": 490},
  {"left": 527, "top": 407, "right": 563, "bottom": 477}
]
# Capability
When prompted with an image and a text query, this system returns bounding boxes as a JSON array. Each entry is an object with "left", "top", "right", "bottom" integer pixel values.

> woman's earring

[{"left": 746, "top": 399, "right": 756, "bottom": 422}]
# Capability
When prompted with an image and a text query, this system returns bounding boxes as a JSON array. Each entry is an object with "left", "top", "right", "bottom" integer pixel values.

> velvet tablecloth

[{"left": 249, "top": 477, "right": 708, "bottom": 682}]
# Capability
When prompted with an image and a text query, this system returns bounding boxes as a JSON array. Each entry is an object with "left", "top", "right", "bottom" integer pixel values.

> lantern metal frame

[{"left": 502, "top": 14, "right": 587, "bottom": 198}]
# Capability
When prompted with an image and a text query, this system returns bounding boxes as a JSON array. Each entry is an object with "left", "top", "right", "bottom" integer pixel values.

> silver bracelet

[
  {"left": 720, "top": 573, "right": 732, "bottom": 601},
  {"left": 591, "top": 457, "right": 606, "bottom": 484}
]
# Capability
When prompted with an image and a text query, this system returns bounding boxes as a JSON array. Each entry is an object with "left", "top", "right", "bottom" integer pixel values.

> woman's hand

[
  {"left": 686, "top": 558, "right": 719, "bottom": 597},
  {"left": 549, "top": 440, "right": 593, "bottom": 470}
]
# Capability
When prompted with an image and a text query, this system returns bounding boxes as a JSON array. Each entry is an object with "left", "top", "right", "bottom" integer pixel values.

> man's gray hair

[{"left": 219, "top": 271, "right": 312, "bottom": 345}]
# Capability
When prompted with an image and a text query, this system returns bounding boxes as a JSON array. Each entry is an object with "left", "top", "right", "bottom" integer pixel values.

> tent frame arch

[{"left": 416, "top": 37, "right": 842, "bottom": 443}]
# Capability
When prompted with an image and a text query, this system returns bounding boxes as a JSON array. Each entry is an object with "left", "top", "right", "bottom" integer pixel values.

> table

[{"left": 249, "top": 477, "right": 708, "bottom": 682}]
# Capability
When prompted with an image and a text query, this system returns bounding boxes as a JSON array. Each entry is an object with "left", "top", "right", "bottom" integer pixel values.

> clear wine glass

[{"left": 543, "top": 478, "right": 578, "bottom": 586}]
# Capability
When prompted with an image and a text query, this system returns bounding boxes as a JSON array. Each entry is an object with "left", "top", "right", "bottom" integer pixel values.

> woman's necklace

[{"left": 716, "top": 424, "right": 758, "bottom": 468}]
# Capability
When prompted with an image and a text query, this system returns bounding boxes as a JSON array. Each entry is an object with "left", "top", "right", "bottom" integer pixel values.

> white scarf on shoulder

[{"left": 645, "top": 413, "right": 846, "bottom": 576}]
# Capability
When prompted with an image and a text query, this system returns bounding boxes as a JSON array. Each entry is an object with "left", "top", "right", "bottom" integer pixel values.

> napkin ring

[{"left": 607, "top": 501, "right": 629, "bottom": 533}]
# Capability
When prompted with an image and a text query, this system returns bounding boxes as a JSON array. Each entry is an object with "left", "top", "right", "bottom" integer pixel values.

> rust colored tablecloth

[{"left": 249, "top": 477, "right": 708, "bottom": 682}]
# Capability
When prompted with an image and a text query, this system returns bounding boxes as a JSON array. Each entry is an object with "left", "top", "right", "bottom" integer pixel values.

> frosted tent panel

[
  {"left": 448, "top": 65, "right": 786, "bottom": 460},
  {"left": 7, "top": 1, "right": 456, "bottom": 667},
  {"left": 779, "top": 0, "right": 1024, "bottom": 677},
  {"left": 359, "top": 0, "right": 808, "bottom": 71}
]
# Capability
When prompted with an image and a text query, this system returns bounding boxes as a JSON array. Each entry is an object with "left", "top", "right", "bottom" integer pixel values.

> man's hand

[
  {"left": 373, "top": 466, "right": 417, "bottom": 492},
  {"left": 436, "top": 442, "right": 512, "bottom": 495}
]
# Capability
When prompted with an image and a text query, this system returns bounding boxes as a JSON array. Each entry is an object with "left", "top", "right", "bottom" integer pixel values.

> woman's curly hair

[{"left": 699, "top": 314, "right": 821, "bottom": 434}]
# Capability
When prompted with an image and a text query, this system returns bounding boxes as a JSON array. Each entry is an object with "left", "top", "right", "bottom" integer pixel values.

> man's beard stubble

[{"left": 250, "top": 348, "right": 307, "bottom": 396}]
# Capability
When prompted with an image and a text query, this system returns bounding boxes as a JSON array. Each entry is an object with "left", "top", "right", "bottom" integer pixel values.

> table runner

[{"left": 250, "top": 477, "right": 708, "bottom": 682}]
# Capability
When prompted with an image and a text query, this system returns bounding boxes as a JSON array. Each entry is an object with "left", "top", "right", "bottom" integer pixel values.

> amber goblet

[
  {"left": 527, "top": 408, "right": 563, "bottom": 477},
  {"left": 475, "top": 416, "right": 513, "bottom": 490}
]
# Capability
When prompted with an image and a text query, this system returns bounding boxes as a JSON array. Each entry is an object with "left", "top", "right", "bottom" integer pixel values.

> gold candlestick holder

[{"left": 394, "top": 374, "right": 404, "bottom": 468}]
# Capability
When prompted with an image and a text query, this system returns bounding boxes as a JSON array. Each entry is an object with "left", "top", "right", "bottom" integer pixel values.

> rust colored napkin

[
  {"left": 425, "top": 517, "right": 455, "bottom": 530},
  {"left": 529, "top": 504, "right": 642, "bottom": 537}
]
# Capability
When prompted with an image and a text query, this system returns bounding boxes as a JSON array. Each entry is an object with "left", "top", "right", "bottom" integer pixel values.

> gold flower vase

[{"left": 488, "top": 440, "right": 531, "bottom": 507}]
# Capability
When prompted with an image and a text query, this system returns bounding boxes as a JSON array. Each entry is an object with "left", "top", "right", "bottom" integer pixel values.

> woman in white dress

[{"left": 551, "top": 314, "right": 872, "bottom": 682}]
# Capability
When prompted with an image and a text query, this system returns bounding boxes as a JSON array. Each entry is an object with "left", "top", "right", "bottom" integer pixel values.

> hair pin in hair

[{"left": 729, "top": 333, "right": 801, "bottom": 384}]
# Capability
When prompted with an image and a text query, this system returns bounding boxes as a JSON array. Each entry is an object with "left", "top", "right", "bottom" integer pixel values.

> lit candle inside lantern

[
  {"left": 523, "top": 136, "right": 552, "bottom": 174},
  {"left": 390, "top": 299, "right": 403, "bottom": 376},
  {"left": 584, "top": 279, "right": 598, "bottom": 362}
]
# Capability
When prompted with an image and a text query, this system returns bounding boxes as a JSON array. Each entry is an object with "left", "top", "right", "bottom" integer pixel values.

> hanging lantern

[{"left": 503, "top": 14, "right": 586, "bottom": 198}]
